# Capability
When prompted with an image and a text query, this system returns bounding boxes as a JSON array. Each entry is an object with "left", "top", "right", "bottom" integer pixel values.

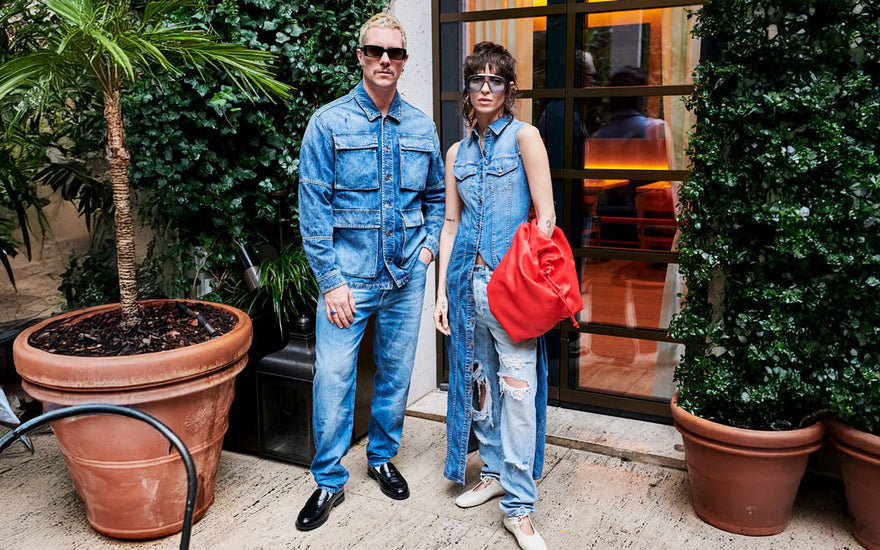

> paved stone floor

[{"left": 0, "top": 401, "right": 862, "bottom": 550}]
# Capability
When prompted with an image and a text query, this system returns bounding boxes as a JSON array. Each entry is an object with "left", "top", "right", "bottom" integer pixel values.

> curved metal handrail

[{"left": 0, "top": 403, "right": 197, "bottom": 550}]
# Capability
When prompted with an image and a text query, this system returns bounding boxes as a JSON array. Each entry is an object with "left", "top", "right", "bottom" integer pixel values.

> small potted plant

[{"left": 825, "top": 329, "right": 880, "bottom": 550}]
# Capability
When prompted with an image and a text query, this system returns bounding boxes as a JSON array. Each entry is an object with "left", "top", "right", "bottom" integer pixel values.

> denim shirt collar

[
  {"left": 354, "top": 80, "right": 402, "bottom": 122},
  {"left": 468, "top": 115, "right": 514, "bottom": 142}
]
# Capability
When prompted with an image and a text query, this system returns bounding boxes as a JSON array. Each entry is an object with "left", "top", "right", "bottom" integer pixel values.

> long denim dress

[{"left": 443, "top": 116, "right": 549, "bottom": 506}]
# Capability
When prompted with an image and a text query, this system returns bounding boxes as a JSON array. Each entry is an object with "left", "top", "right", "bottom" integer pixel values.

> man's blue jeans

[{"left": 310, "top": 261, "right": 428, "bottom": 493}]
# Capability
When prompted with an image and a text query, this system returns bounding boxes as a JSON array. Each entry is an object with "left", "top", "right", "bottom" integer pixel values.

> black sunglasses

[
  {"left": 466, "top": 74, "right": 507, "bottom": 95},
  {"left": 361, "top": 45, "right": 407, "bottom": 61}
]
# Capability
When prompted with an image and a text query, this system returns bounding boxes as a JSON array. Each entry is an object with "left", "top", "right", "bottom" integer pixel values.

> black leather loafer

[
  {"left": 367, "top": 462, "right": 410, "bottom": 500},
  {"left": 295, "top": 488, "right": 345, "bottom": 531}
]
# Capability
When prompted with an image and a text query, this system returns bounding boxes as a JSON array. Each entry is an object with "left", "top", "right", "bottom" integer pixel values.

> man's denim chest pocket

[
  {"left": 332, "top": 132, "right": 380, "bottom": 278},
  {"left": 334, "top": 133, "right": 379, "bottom": 192},
  {"left": 399, "top": 134, "right": 434, "bottom": 191}
]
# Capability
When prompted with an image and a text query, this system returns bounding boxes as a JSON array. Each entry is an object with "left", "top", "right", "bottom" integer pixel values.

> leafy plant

[
  {"left": 671, "top": 1, "right": 880, "bottom": 431},
  {"left": 0, "top": 0, "right": 290, "bottom": 328},
  {"left": 231, "top": 243, "right": 319, "bottom": 337},
  {"left": 123, "top": 0, "right": 385, "bottom": 301}
]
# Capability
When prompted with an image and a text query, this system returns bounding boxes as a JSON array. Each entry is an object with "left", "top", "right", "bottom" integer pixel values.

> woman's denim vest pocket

[
  {"left": 453, "top": 163, "right": 480, "bottom": 198},
  {"left": 333, "top": 208, "right": 380, "bottom": 278}
]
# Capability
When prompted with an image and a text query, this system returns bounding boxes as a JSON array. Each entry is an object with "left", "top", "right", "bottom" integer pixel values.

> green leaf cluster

[
  {"left": 671, "top": 0, "right": 880, "bottom": 432},
  {"left": 122, "top": 0, "right": 384, "bottom": 302}
]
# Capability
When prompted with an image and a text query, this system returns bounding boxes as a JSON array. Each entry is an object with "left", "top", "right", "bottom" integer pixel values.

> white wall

[{"left": 387, "top": 1, "right": 439, "bottom": 405}]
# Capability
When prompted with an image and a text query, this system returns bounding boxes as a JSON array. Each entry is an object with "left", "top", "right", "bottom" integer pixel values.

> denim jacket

[
  {"left": 443, "top": 116, "right": 549, "bottom": 484},
  {"left": 299, "top": 82, "right": 445, "bottom": 292}
]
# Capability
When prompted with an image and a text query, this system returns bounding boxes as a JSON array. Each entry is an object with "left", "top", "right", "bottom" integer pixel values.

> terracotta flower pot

[
  {"left": 670, "top": 393, "right": 824, "bottom": 535},
  {"left": 13, "top": 300, "right": 252, "bottom": 540},
  {"left": 827, "top": 420, "right": 880, "bottom": 550}
]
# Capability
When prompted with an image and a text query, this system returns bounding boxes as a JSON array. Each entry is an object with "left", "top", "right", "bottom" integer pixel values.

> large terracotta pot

[
  {"left": 13, "top": 300, "right": 252, "bottom": 540},
  {"left": 670, "top": 393, "right": 824, "bottom": 535},
  {"left": 827, "top": 420, "right": 880, "bottom": 550}
]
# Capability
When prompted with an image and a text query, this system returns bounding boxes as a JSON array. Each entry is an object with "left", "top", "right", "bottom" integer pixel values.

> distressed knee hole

[
  {"left": 471, "top": 363, "right": 493, "bottom": 424},
  {"left": 498, "top": 353, "right": 531, "bottom": 400},
  {"left": 500, "top": 375, "right": 530, "bottom": 401}
]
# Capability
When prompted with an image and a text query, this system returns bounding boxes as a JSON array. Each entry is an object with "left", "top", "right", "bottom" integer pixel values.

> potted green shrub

[
  {"left": 1, "top": 0, "right": 289, "bottom": 539},
  {"left": 669, "top": 0, "right": 878, "bottom": 536},
  {"left": 826, "top": 307, "right": 880, "bottom": 550}
]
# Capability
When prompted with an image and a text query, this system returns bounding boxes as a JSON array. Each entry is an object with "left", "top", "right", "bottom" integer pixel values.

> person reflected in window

[
  {"left": 433, "top": 42, "right": 554, "bottom": 550},
  {"left": 591, "top": 65, "right": 670, "bottom": 246}
]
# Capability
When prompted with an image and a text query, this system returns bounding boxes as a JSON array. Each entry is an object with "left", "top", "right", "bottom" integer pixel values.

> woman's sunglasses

[
  {"left": 466, "top": 74, "right": 507, "bottom": 95},
  {"left": 361, "top": 45, "right": 407, "bottom": 61}
]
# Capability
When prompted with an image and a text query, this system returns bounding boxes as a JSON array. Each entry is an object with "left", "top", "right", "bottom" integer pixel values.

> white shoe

[
  {"left": 454, "top": 476, "right": 505, "bottom": 508},
  {"left": 503, "top": 515, "right": 547, "bottom": 550}
]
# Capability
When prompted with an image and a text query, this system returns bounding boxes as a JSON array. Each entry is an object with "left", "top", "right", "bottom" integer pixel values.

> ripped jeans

[{"left": 470, "top": 265, "right": 539, "bottom": 517}]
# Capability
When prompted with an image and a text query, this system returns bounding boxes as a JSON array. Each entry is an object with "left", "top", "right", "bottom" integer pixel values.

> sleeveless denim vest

[{"left": 443, "top": 116, "right": 549, "bottom": 484}]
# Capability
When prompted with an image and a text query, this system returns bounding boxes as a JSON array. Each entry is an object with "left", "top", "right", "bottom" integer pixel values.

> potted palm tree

[
  {"left": 1, "top": 0, "right": 289, "bottom": 539},
  {"left": 670, "top": 0, "right": 877, "bottom": 537}
]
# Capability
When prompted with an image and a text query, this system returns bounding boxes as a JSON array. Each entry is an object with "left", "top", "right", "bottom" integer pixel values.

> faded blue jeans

[
  {"left": 310, "top": 261, "right": 429, "bottom": 493},
  {"left": 470, "top": 265, "right": 539, "bottom": 517}
]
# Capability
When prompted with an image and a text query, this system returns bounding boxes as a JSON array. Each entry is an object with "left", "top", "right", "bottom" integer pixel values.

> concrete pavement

[{"left": 0, "top": 391, "right": 860, "bottom": 549}]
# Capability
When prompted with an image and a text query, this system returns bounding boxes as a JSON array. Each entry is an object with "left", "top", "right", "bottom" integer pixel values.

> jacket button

[{"left": 385, "top": 230, "right": 393, "bottom": 237}]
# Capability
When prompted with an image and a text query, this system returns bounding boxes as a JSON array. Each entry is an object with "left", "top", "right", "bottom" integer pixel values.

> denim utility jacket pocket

[
  {"left": 334, "top": 133, "right": 379, "bottom": 190},
  {"left": 399, "top": 134, "right": 435, "bottom": 191},
  {"left": 333, "top": 208, "right": 380, "bottom": 278}
]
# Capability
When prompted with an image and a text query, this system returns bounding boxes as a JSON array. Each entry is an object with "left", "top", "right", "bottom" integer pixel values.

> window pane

[
  {"left": 578, "top": 7, "right": 700, "bottom": 87},
  {"left": 570, "top": 259, "right": 683, "bottom": 400},
  {"left": 577, "top": 260, "right": 680, "bottom": 329},
  {"left": 576, "top": 96, "right": 692, "bottom": 172},
  {"left": 570, "top": 333, "right": 680, "bottom": 400},
  {"left": 444, "top": 0, "right": 552, "bottom": 13}
]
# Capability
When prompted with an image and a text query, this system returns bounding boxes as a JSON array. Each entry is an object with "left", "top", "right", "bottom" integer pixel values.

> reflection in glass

[
  {"left": 451, "top": 0, "right": 546, "bottom": 13},
  {"left": 573, "top": 260, "right": 682, "bottom": 400},
  {"left": 581, "top": 7, "right": 699, "bottom": 87},
  {"left": 571, "top": 333, "right": 680, "bottom": 400}
]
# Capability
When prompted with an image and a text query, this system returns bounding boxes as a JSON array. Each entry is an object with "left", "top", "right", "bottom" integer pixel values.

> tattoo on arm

[{"left": 445, "top": 217, "right": 457, "bottom": 222}]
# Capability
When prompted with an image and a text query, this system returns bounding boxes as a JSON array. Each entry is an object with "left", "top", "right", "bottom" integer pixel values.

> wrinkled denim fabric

[
  {"left": 442, "top": 116, "right": 548, "bottom": 487},
  {"left": 299, "top": 81, "right": 445, "bottom": 293},
  {"left": 310, "top": 261, "right": 428, "bottom": 491},
  {"left": 470, "top": 265, "right": 540, "bottom": 516}
]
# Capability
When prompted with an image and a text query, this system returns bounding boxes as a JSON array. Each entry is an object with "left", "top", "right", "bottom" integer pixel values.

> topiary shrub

[
  {"left": 671, "top": 0, "right": 880, "bottom": 431},
  {"left": 120, "top": 0, "right": 385, "bottom": 299}
]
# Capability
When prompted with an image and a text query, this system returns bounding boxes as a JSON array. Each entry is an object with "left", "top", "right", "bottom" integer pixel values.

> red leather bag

[{"left": 487, "top": 220, "right": 583, "bottom": 342}]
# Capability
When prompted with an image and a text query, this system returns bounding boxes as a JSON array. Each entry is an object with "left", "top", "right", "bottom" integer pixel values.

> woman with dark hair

[{"left": 433, "top": 41, "right": 554, "bottom": 550}]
